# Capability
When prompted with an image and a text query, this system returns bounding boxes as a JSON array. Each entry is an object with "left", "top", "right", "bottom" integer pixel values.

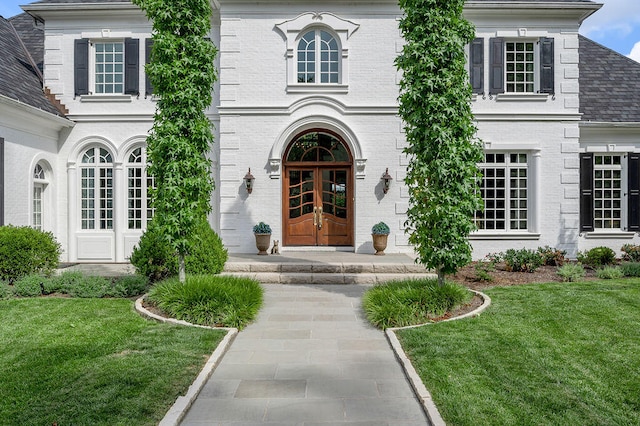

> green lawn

[
  {"left": 397, "top": 280, "right": 640, "bottom": 426},
  {"left": 0, "top": 298, "right": 226, "bottom": 425}
]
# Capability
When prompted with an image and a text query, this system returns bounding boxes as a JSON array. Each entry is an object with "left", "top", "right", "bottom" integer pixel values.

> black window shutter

[
  {"left": 124, "top": 38, "right": 139, "bottom": 96},
  {"left": 580, "top": 153, "right": 594, "bottom": 232},
  {"left": 145, "top": 38, "right": 153, "bottom": 96},
  {"left": 74, "top": 39, "right": 89, "bottom": 96},
  {"left": 539, "top": 37, "right": 555, "bottom": 94},
  {"left": 628, "top": 153, "right": 640, "bottom": 231},
  {"left": 489, "top": 37, "right": 504, "bottom": 95},
  {"left": 469, "top": 38, "right": 484, "bottom": 94}
]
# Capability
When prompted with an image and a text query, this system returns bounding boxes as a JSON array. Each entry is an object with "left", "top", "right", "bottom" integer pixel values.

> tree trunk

[
  {"left": 437, "top": 267, "right": 445, "bottom": 287},
  {"left": 179, "top": 254, "right": 186, "bottom": 283}
]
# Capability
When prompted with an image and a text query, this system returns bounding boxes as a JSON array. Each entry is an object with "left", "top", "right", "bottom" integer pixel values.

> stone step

[{"left": 221, "top": 271, "right": 437, "bottom": 285}]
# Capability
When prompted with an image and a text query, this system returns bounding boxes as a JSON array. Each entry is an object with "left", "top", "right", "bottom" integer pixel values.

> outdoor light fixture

[
  {"left": 381, "top": 168, "right": 393, "bottom": 194},
  {"left": 244, "top": 168, "right": 255, "bottom": 194}
]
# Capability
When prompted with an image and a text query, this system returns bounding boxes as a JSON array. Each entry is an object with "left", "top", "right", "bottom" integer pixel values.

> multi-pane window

[
  {"left": 476, "top": 153, "right": 528, "bottom": 231},
  {"left": 94, "top": 42, "right": 124, "bottom": 94},
  {"left": 126, "top": 147, "right": 154, "bottom": 229},
  {"left": 297, "top": 30, "right": 339, "bottom": 84},
  {"left": 33, "top": 164, "right": 45, "bottom": 231},
  {"left": 505, "top": 42, "right": 535, "bottom": 93},
  {"left": 80, "top": 147, "right": 113, "bottom": 230},
  {"left": 593, "top": 154, "right": 623, "bottom": 229}
]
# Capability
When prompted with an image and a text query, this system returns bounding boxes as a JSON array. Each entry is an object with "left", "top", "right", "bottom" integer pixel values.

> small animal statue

[{"left": 270, "top": 240, "right": 280, "bottom": 255}]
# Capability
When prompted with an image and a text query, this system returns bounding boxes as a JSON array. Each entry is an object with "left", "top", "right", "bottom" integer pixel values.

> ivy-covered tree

[
  {"left": 396, "top": 0, "right": 483, "bottom": 285},
  {"left": 133, "top": 0, "right": 218, "bottom": 282}
]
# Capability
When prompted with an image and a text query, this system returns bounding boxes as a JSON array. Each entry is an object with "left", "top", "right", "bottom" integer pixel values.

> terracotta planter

[
  {"left": 372, "top": 233, "right": 388, "bottom": 255},
  {"left": 255, "top": 233, "right": 271, "bottom": 255}
]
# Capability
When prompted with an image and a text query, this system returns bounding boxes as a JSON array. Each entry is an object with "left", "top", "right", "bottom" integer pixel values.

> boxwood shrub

[{"left": 0, "top": 225, "right": 61, "bottom": 283}]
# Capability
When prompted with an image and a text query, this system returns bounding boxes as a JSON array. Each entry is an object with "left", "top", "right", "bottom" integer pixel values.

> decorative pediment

[{"left": 275, "top": 12, "right": 360, "bottom": 49}]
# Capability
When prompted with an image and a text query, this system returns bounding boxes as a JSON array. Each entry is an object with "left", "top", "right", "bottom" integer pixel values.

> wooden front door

[{"left": 283, "top": 131, "right": 353, "bottom": 247}]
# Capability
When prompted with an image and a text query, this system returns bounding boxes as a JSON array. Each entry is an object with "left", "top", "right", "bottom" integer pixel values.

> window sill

[
  {"left": 582, "top": 231, "right": 636, "bottom": 239},
  {"left": 494, "top": 93, "right": 549, "bottom": 102},
  {"left": 286, "top": 84, "right": 349, "bottom": 94},
  {"left": 470, "top": 232, "right": 541, "bottom": 240},
  {"left": 80, "top": 95, "right": 133, "bottom": 103}
]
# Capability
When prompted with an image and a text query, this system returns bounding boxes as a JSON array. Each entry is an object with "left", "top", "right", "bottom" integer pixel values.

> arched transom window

[
  {"left": 297, "top": 30, "right": 340, "bottom": 84},
  {"left": 33, "top": 164, "right": 47, "bottom": 230},
  {"left": 80, "top": 147, "right": 113, "bottom": 230},
  {"left": 126, "top": 147, "right": 154, "bottom": 229}
]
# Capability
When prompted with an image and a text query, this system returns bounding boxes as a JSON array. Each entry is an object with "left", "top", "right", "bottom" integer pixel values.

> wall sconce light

[
  {"left": 244, "top": 168, "right": 255, "bottom": 194},
  {"left": 381, "top": 168, "right": 393, "bottom": 194}
]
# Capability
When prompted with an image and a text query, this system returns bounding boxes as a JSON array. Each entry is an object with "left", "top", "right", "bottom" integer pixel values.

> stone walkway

[{"left": 180, "top": 284, "right": 428, "bottom": 425}]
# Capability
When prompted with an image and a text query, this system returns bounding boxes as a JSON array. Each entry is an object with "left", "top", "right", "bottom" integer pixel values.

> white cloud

[
  {"left": 629, "top": 41, "right": 640, "bottom": 63},
  {"left": 581, "top": 0, "right": 640, "bottom": 38}
]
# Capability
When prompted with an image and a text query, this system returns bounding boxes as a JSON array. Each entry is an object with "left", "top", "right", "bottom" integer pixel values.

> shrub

[
  {"left": 13, "top": 274, "right": 49, "bottom": 297},
  {"left": 596, "top": 266, "right": 624, "bottom": 280},
  {"left": 147, "top": 275, "right": 263, "bottom": 329},
  {"left": 371, "top": 222, "right": 390, "bottom": 235},
  {"left": 473, "top": 254, "right": 500, "bottom": 282},
  {"left": 620, "top": 262, "right": 640, "bottom": 277},
  {"left": 557, "top": 263, "right": 585, "bottom": 282},
  {"left": 621, "top": 244, "right": 640, "bottom": 262},
  {"left": 0, "top": 282, "right": 12, "bottom": 299},
  {"left": 0, "top": 225, "right": 61, "bottom": 283},
  {"left": 537, "top": 246, "right": 567, "bottom": 266},
  {"left": 252, "top": 222, "right": 271, "bottom": 234},
  {"left": 64, "top": 275, "right": 111, "bottom": 298},
  {"left": 131, "top": 219, "right": 228, "bottom": 283},
  {"left": 577, "top": 246, "right": 616, "bottom": 268},
  {"left": 503, "top": 248, "right": 544, "bottom": 273},
  {"left": 49, "top": 270, "right": 84, "bottom": 294},
  {"left": 362, "top": 279, "right": 472, "bottom": 329},
  {"left": 108, "top": 275, "right": 149, "bottom": 298}
]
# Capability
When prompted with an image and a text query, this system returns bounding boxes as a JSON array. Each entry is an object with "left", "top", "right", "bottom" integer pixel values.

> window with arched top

[
  {"left": 80, "top": 147, "right": 113, "bottom": 230},
  {"left": 33, "top": 163, "right": 47, "bottom": 230},
  {"left": 297, "top": 30, "right": 340, "bottom": 84},
  {"left": 126, "top": 146, "right": 154, "bottom": 229}
]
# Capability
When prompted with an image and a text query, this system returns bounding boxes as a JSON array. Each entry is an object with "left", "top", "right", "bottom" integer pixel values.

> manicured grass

[
  {"left": 147, "top": 274, "right": 263, "bottom": 329},
  {"left": 362, "top": 278, "right": 472, "bottom": 329},
  {"left": 0, "top": 298, "right": 226, "bottom": 425},
  {"left": 397, "top": 280, "right": 640, "bottom": 426}
]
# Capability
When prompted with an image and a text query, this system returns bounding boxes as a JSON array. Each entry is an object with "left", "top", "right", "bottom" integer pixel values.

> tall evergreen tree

[
  {"left": 133, "top": 0, "right": 218, "bottom": 282},
  {"left": 396, "top": 0, "right": 483, "bottom": 285}
]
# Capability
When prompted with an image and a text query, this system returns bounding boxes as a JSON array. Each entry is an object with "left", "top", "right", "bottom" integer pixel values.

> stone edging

[
  {"left": 385, "top": 290, "right": 492, "bottom": 426},
  {"left": 134, "top": 295, "right": 238, "bottom": 426}
]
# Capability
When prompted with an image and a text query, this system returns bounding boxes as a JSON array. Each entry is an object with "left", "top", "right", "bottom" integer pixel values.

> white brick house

[{"left": 2, "top": 0, "right": 639, "bottom": 262}]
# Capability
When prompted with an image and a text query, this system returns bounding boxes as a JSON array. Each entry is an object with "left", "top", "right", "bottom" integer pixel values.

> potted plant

[
  {"left": 371, "top": 222, "right": 390, "bottom": 255},
  {"left": 253, "top": 222, "right": 272, "bottom": 255}
]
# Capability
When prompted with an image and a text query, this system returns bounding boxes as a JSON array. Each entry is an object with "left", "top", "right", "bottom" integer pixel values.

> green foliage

[
  {"left": 147, "top": 275, "right": 263, "bottom": 329},
  {"left": 0, "top": 282, "right": 12, "bottom": 299},
  {"left": 0, "top": 225, "right": 61, "bottom": 283},
  {"left": 13, "top": 274, "right": 47, "bottom": 297},
  {"left": 362, "top": 278, "right": 472, "bottom": 329},
  {"left": 620, "top": 262, "right": 640, "bottom": 277},
  {"left": 621, "top": 244, "right": 640, "bottom": 262},
  {"left": 371, "top": 221, "right": 390, "bottom": 235},
  {"left": 577, "top": 246, "right": 616, "bottom": 268},
  {"left": 537, "top": 246, "right": 567, "bottom": 266},
  {"left": 131, "top": 219, "right": 227, "bottom": 282},
  {"left": 252, "top": 222, "right": 272, "bottom": 234},
  {"left": 132, "top": 0, "right": 218, "bottom": 277},
  {"left": 502, "top": 248, "right": 544, "bottom": 273},
  {"left": 396, "top": 0, "right": 483, "bottom": 283},
  {"left": 473, "top": 255, "right": 498, "bottom": 282},
  {"left": 596, "top": 266, "right": 624, "bottom": 280},
  {"left": 556, "top": 263, "right": 586, "bottom": 282}
]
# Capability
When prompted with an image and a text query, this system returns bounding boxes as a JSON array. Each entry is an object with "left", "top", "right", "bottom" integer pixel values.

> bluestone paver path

[{"left": 180, "top": 284, "right": 429, "bottom": 425}]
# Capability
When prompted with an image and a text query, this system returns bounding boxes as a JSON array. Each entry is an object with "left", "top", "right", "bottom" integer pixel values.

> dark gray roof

[
  {"left": 0, "top": 15, "right": 63, "bottom": 116},
  {"left": 9, "top": 13, "right": 44, "bottom": 75},
  {"left": 579, "top": 35, "right": 640, "bottom": 123}
]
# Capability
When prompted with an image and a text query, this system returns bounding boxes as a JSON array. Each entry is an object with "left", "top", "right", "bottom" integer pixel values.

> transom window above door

[
  {"left": 286, "top": 131, "right": 351, "bottom": 163},
  {"left": 297, "top": 30, "right": 340, "bottom": 84}
]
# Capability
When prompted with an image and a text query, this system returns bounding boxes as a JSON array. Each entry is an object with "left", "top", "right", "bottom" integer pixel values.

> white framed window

[
  {"left": 80, "top": 147, "right": 113, "bottom": 230},
  {"left": 505, "top": 41, "right": 536, "bottom": 93},
  {"left": 33, "top": 164, "right": 47, "bottom": 230},
  {"left": 93, "top": 41, "right": 124, "bottom": 94},
  {"left": 126, "top": 147, "right": 154, "bottom": 229},
  {"left": 476, "top": 153, "right": 529, "bottom": 231},
  {"left": 297, "top": 29, "right": 340, "bottom": 84}
]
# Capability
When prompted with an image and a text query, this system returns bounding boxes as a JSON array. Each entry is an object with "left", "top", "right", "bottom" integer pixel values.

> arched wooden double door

[{"left": 283, "top": 131, "right": 353, "bottom": 246}]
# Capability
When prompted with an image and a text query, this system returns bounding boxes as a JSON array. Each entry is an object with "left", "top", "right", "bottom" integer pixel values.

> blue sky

[{"left": 1, "top": 0, "right": 638, "bottom": 61}]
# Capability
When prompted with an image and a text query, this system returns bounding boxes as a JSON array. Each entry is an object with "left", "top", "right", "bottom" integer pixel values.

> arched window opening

[
  {"left": 297, "top": 30, "right": 340, "bottom": 84},
  {"left": 33, "top": 164, "right": 47, "bottom": 230},
  {"left": 80, "top": 147, "right": 113, "bottom": 230},
  {"left": 126, "top": 147, "right": 154, "bottom": 229},
  {"left": 286, "top": 131, "right": 350, "bottom": 163}
]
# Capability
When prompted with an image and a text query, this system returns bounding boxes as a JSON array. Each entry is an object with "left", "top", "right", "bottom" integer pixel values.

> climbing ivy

[
  {"left": 396, "top": 0, "right": 483, "bottom": 285},
  {"left": 133, "top": 0, "right": 218, "bottom": 282}
]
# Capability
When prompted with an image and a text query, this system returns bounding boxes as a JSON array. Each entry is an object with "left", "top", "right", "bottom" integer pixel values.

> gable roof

[
  {"left": 579, "top": 35, "right": 640, "bottom": 123},
  {"left": 9, "top": 13, "right": 44, "bottom": 75},
  {"left": 0, "top": 15, "right": 64, "bottom": 117}
]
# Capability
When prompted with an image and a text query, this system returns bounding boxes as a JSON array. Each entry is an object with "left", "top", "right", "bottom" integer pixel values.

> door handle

[
  {"left": 313, "top": 206, "right": 318, "bottom": 227},
  {"left": 318, "top": 206, "right": 323, "bottom": 229}
]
